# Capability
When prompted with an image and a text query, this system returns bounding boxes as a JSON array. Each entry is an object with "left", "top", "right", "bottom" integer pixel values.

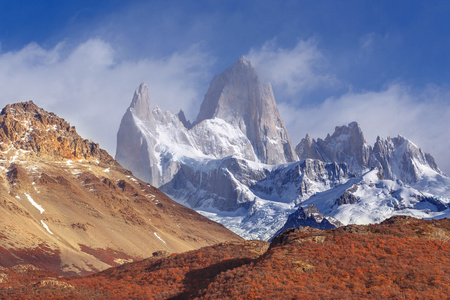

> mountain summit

[
  {"left": 295, "top": 122, "right": 370, "bottom": 175},
  {"left": 130, "top": 82, "right": 153, "bottom": 121},
  {"left": 196, "top": 56, "right": 296, "bottom": 164}
]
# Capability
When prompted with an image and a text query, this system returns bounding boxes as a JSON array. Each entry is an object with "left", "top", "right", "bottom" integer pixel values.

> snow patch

[
  {"left": 153, "top": 232, "right": 166, "bottom": 244},
  {"left": 25, "top": 193, "right": 44, "bottom": 214},
  {"left": 40, "top": 220, "right": 54, "bottom": 235}
]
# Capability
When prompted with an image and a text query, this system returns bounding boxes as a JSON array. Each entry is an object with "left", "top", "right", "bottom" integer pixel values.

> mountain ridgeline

[
  {"left": 116, "top": 57, "right": 450, "bottom": 240},
  {"left": 295, "top": 121, "right": 443, "bottom": 183}
]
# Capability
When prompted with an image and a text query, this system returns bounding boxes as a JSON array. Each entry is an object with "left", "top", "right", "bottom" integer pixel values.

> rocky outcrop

[
  {"left": 334, "top": 185, "right": 359, "bottom": 206},
  {"left": 273, "top": 205, "right": 343, "bottom": 239},
  {"left": 0, "top": 101, "right": 116, "bottom": 166}
]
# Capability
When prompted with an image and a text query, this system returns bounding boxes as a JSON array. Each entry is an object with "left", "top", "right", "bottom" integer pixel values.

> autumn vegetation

[{"left": 1, "top": 216, "right": 449, "bottom": 299}]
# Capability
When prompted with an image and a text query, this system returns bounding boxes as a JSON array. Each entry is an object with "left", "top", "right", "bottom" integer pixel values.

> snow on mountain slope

[
  {"left": 160, "top": 157, "right": 351, "bottom": 240},
  {"left": 298, "top": 169, "right": 449, "bottom": 227}
]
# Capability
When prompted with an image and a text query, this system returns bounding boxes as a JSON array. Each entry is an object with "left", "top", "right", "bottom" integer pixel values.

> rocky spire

[
  {"left": 296, "top": 122, "right": 371, "bottom": 174},
  {"left": 130, "top": 83, "right": 153, "bottom": 121},
  {"left": 295, "top": 134, "right": 321, "bottom": 161},
  {"left": 116, "top": 83, "right": 158, "bottom": 185},
  {"left": 196, "top": 57, "right": 297, "bottom": 164}
]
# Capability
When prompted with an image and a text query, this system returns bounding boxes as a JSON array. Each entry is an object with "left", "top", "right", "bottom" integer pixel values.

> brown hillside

[{"left": 0, "top": 101, "right": 242, "bottom": 276}]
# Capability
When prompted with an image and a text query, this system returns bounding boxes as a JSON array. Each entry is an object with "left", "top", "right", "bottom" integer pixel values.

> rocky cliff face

[
  {"left": 196, "top": 56, "right": 297, "bottom": 164},
  {"left": 0, "top": 101, "right": 242, "bottom": 276},
  {"left": 0, "top": 101, "right": 115, "bottom": 165}
]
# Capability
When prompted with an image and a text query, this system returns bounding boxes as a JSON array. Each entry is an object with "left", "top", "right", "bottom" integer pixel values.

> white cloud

[
  {"left": 0, "top": 39, "right": 213, "bottom": 155},
  {"left": 247, "top": 39, "right": 336, "bottom": 98},
  {"left": 279, "top": 84, "right": 450, "bottom": 175}
]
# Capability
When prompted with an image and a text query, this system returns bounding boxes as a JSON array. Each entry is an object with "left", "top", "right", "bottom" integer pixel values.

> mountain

[
  {"left": 3, "top": 216, "right": 449, "bottom": 299},
  {"left": 290, "top": 122, "right": 450, "bottom": 232},
  {"left": 116, "top": 59, "right": 450, "bottom": 241},
  {"left": 116, "top": 57, "right": 296, "bottom": 185},
  {"left": 0, "top": 101, "right": 241, "bottom": 276},
  {"left": 116, "top": 81, "right": 352, "bottom": 240},
  {"left": 296, "top": 121, "right": 445, "bottom": 185}
]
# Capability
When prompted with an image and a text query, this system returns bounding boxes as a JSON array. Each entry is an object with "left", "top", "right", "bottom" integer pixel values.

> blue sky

[{"left": 0, "top": 0, "right": 450, "bottom": 173}]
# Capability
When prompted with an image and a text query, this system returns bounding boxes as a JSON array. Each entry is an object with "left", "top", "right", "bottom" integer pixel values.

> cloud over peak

[
  {"left": 247, "top": 39, "right": 337, "bottom": 98},
  {"left": 0, "top": 38, "right": 213, "bottom": 154}
]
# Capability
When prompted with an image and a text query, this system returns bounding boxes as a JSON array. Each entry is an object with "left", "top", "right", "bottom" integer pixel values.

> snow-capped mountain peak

[
  {"left": 370, "top": 134, "right": 444, "bottom": 184},
  {"left": 195, "top": 57, "right": 296, "bottom": 164}
]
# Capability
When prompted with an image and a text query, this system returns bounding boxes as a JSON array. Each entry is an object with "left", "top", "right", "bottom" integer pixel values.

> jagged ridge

[{"left": 0, "top": 101, "right": 116, "bottom": 166}]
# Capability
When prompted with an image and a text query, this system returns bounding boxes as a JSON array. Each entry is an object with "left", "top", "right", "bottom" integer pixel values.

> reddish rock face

[{"left": 0, "top": 101, "right": 115, "bottom": 164}]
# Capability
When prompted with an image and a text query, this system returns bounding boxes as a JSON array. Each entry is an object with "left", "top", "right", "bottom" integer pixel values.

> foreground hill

[
  {"left": 1, "top": 216, "right": 449, "bottom": 299},
  {"left": 0, "top": 101, "right": 241, "bottom": 276}
]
